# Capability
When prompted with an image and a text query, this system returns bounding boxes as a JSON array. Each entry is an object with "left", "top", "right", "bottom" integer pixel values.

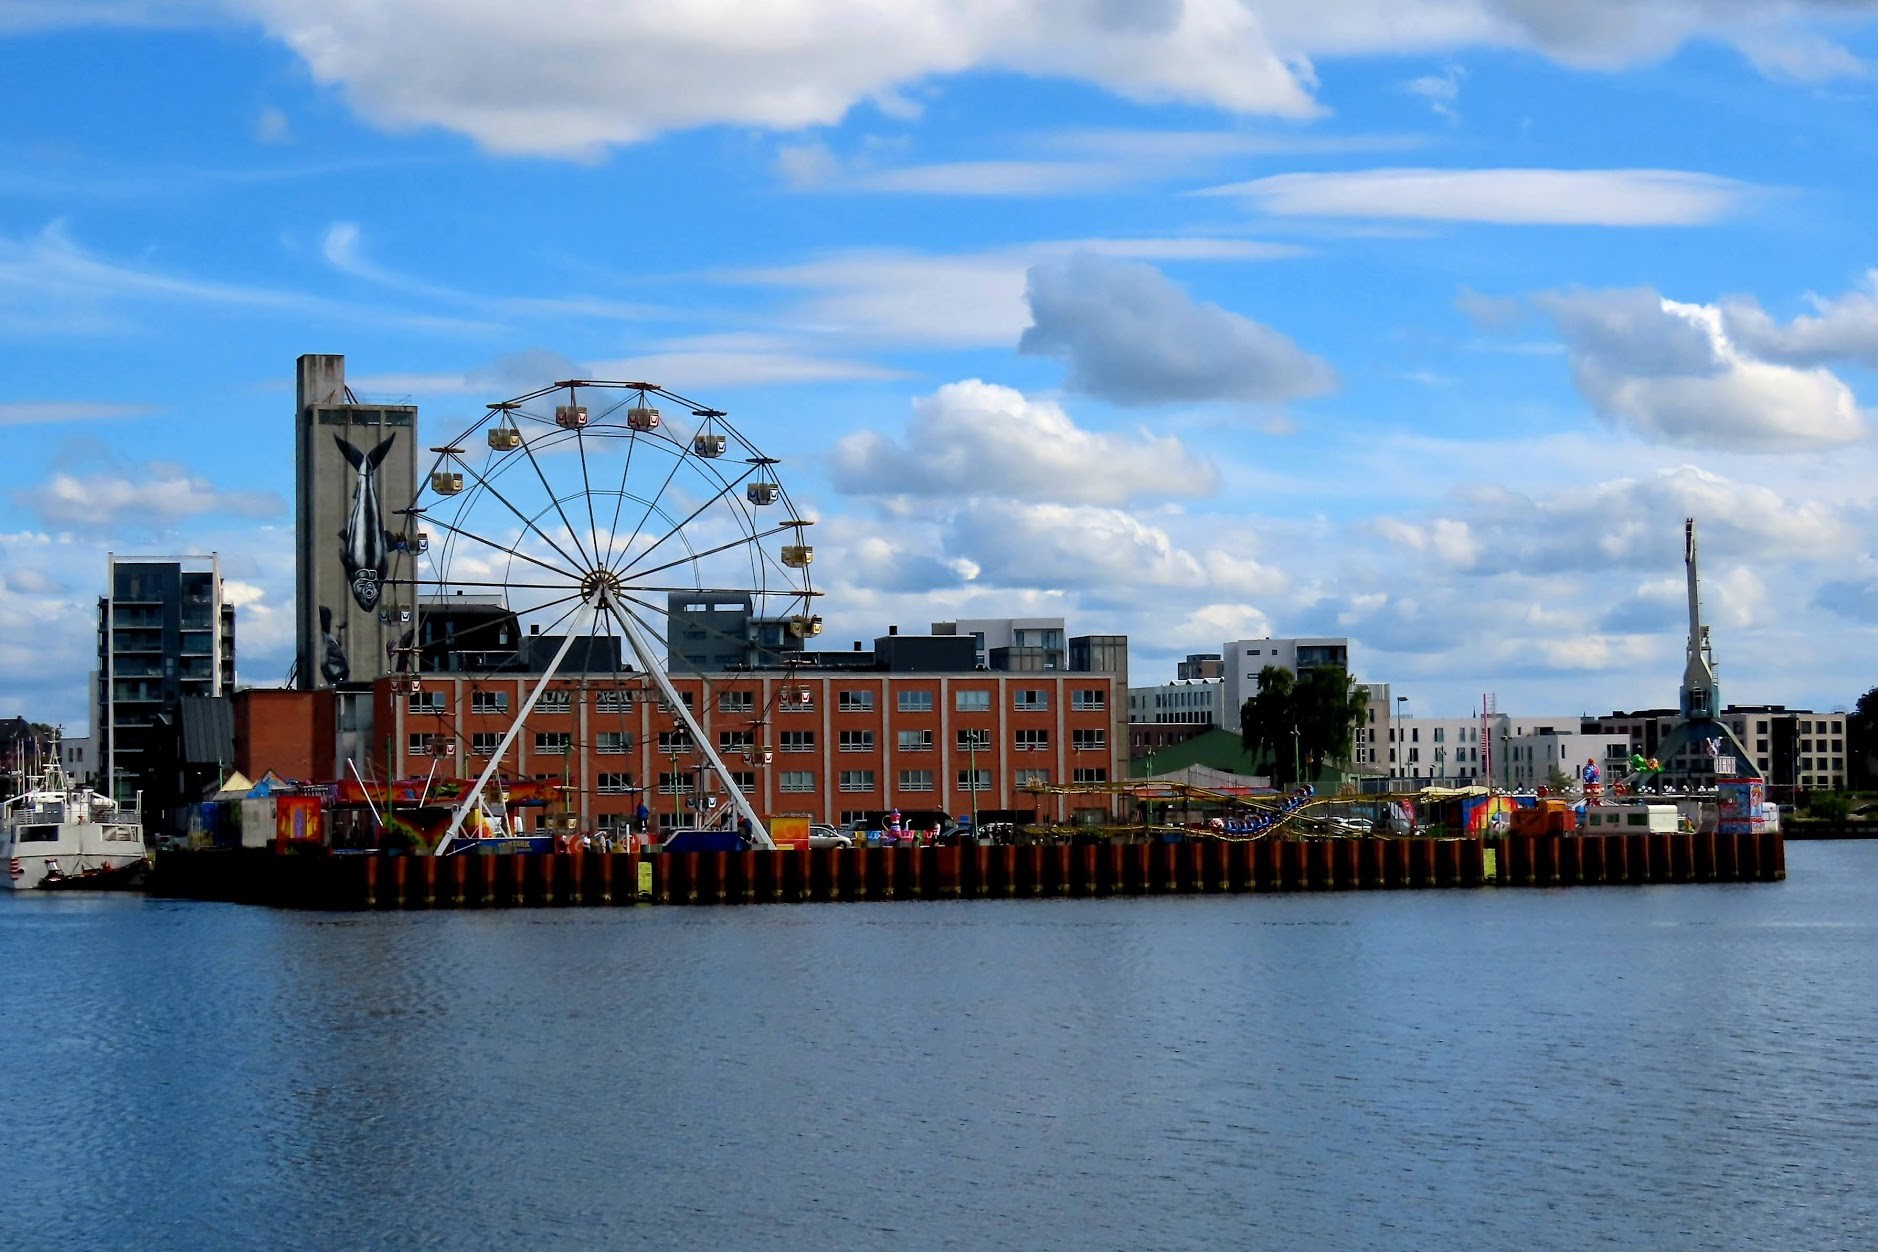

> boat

[{"left": 3, "top": 752, "right": 148, "bottom": 891}]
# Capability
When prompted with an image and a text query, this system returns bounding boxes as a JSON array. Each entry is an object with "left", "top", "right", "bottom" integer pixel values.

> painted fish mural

[{"left": 335, "top": 434, "right": 394, "bottom": 611}]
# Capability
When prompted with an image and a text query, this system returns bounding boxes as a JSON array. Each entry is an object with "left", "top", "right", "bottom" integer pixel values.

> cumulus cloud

[
  {"left": 832, "top": 379, "right": 1216, "bottom": 506},
  {"left": 1721, "top": 270, "right": 1878, "bottom": 369},
  {"left": 49, "top": 2, "right": 1849, "bottom": 156},
  {"left": 1200, "top": 168, "right": 1750, "bottom": 225},
  {"left": 1017, "top": 253, "right": 1335, "bottom": 406},
  {"left": 1535, "top": 287, "right": 1868, "bottom": 448},
  {"left": 949, "top": 498, "right": 1283, "bottom": 603},
  {"left": 228, "top": 0, "right": 1313, "bottom": 158},
  {"left": 14, "top": 462, "right": 285, "bottom": 532}
]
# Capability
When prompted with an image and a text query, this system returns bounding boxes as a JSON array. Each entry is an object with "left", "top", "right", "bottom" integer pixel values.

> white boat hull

[{"left": 4, "top": 825, "right": 148, "bottom": 890}]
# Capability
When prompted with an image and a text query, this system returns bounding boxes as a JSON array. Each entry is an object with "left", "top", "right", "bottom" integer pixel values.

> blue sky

[{"left": 5, "top": 0, "right": 1878, "bottom": 729}]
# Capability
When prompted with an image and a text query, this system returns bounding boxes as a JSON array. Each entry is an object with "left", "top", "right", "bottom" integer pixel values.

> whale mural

[{"left": 335, "top": 434, "right": 395, "bottom": 611}]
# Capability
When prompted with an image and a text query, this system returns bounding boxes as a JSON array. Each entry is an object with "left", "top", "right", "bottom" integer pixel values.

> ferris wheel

[{"left": 408, "top": 380, "right": 819, "bottom": 852}]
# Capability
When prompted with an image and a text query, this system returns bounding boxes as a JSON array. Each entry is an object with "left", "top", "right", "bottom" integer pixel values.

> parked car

[{"left": 808, "top": 823, "right": 853, "bottom": 849}]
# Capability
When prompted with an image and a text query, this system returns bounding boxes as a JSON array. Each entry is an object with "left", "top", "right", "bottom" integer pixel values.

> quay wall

[{"left": 150, "top": 831, "right": 1785, "bottom": 911}]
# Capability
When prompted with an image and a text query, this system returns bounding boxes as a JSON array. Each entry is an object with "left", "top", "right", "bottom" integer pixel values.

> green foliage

[
  {"left": 1546, "top": 765, "right": 1572, "bottom": 792},
  {"left": 1849, "top": 686, "right": 1878, "bottom": 790},
  {"left": 1239, "top": 664, "right": 1368, "bottom": 788},
  {"left": 1805, "top": 791, "right": 1852, "bottom": 821}
]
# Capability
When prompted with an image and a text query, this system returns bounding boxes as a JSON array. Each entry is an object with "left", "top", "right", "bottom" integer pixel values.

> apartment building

[
  {"left": 97, "top": 555, "right": 236, "bottom": 806},
  {"left": 1585, "top": 706, "right": 1848, "bottom": 791}
]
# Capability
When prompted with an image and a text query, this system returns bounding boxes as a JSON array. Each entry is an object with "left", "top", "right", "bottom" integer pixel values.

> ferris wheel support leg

[
  {"left": 613, "top": 608, "right": 776, "bottom": 851},
  {"left": 434, "top": 613, "right": 589, "bottom": 857}
]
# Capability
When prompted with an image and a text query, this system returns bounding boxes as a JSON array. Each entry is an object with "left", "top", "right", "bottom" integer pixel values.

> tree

[
  {"left": 1239, "top": 664, "right": 1368, "bottom": 788},
  {"left": 1240, "top": 665, "right": 1296, "bottom": 786},
  {"left": 1849, "top": 686, "right": 1878, "bottom": 791}
]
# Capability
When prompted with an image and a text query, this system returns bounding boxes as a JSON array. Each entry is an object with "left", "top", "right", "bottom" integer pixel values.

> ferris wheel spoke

[
  {"left": 420, "top": 515, "right": 583, "bottom": 585},
  {"left": 446, "top": 459, "right": 591, "bottom": 576},
  {"left": 612, "top": 449, "right": 690, "bottom": 578},
  {"left": 612, "top": 463, "right": 759, "bottom": 582},
  {"left": 573, "top": 425, "right": 604, "bottom": 579},
  {"left": 513, "top": 418, "right": 598, "bottom": 570},
  {"left": 623, "top": 521, "right": 802, "bottom": 586}
]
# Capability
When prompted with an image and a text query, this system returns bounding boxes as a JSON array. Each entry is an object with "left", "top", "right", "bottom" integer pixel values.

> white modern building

[
  {"left": 1221, "top": 637, "right": 1352, "bottom": 720},
  {"left": 1127, "top": 679, "right": 1223, "bottom": 726},
  {"left": 1384, "top": 714, "right": 1631, "bottom": 788}
]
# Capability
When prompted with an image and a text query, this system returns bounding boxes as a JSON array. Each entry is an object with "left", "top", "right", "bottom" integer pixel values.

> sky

[{"left": 4, "top": 0, "right": 1878, "bottom": 731}]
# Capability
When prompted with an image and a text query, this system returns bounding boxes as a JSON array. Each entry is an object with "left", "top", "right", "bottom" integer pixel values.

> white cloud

[
  {"left": 1405, "top": 64, "right": 1466, "bottom": 121},
  {"left": 1018, "top": 253, "right": 1335, "bottom": 405},
  {"left": 832, "top": 379, "right": 1217, "bottom": 506},
  {"left": 0, "top": 219, "right": 491, "bottom": 335},
  {"left": 1536, "top": 287, "right": 1869, "bottom": 448},
  {"left": 39, "top": 2, "right": 1843, "bottom": 156},
  {"left": 13, "top": 462, "right": 285, "bottom": 532},
  {"left": 1200, "top": 168, "right": 1751, "bottom": 225},
  {"left": 725, "top": 237, "right": 1299, "bottom": 348},
  {"left": 0, "top": 401, "right": 159, "bottom": 426},
  {"left": 1721, "top": 270, "right": 1878, "bottom": 369}
]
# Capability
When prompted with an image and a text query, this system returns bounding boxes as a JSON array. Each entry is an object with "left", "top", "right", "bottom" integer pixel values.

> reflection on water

[{"left": 4, "top": 843, "right": 1876, "bottom": 1251}]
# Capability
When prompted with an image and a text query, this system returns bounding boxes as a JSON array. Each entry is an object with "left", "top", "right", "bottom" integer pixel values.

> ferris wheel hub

[{"left": 580, "top": 567, "right": 626, "bottom": 606}]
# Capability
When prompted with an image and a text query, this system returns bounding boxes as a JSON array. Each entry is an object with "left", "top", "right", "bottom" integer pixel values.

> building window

[
  {"left": 657, "top": 772, "right": 687, "bottom": 794},
  {"left": 408, "top": 690, "right": 446, "bottom": 713},
  {"left": 1071, "top": 729, "right": 1106, "bottom": 751},
  {"left": 533, "top": 732, "right": 571, "bottom": 755},
  {"left": 1071, "top": 767, "right": 1110, "bottom": 785},
  {"left": 780, "top": 730, "right": 815, "bottom": 753},
  {"left": 718, "top": 729, "right": 754, "bottom": 752},
  {"left": 536, "top": 690, "right": 571, "bottom": 712},
  {"left": 957, "top": 728, "right": 991, "bottom": 751},
  {"left": 839, "top": 770, "right": 875, "bottom": 793},
  {"left": 408, "top": 733, "right": 448, "bottom": 755},
  {"left": 1015, "top": 768, "right": 1049, "bottom": 788},
  {"left": 957, "top": 769, "right": 991, "bottom": 792},
  {"left": 1013, "top": 728, "right": 1049, "bottom": 752},
  {"left": 897, "top": 690, "right": 933, "bottom": 713},
  {"left": 838, "top": 690, "right": 875, "bottom": 712},
  {"left": 657, "top": 730, "right": 693, "bottom": 755},
  {"left": 897, "top": 730, "right": 933, "bottom": 752},
  {"left": 656, "top": 692, "right": 694, "bottom": 713},
  {"left": 596, "top": 690, "right": 633, "bottom": 713},
  {"left": 898, "top": 769, "right": 934, "bottom": 792},
  {"left": 471, "top": 732, "right": 499, "bottom": 756},
  {"left": 717, "top": 691, "right": 754, "bottom": 713},
  {"left": 779, "top": 770, "right": 815, "bottom": 793},
  {"left": 838, "top": 729, "right": 874, "bottom": 753},
  {"left": 1072, "top": 689, "right": 1105, "bottom": 711},
  {"left": 597, "top": 731, "right": 632, "bottom": 754},
  {"left": 471, "top": 690, "right": 509, "bottom": 715},
  {"left": 730, "top": 770, "right": 756, "bottom": 791},
  {"left": 778, "top": 688, "right": 816, "bottom": 712},
  {"left": 1433, "top": 727, "right": 1444, "bottom": 743},
  {"left": 955, "top": 690, "right": 990, "bottom": 713},
  {"left": 1013, "top": 689, "right": 1047, "bottom": 711},
  {"left": 597, "top": 772, "right": 634, "bottom": 795}
]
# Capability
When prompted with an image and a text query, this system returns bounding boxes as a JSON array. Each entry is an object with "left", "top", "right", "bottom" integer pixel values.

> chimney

[
  {"left": 853, "top": 641, "right": 862, "bottom": 651},
  {"left": 889, "top": 625, "right": 899, "bottom": 635}
]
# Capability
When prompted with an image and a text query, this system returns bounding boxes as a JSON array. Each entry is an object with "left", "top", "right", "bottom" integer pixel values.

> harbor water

[{"left": 3, "top": 842, "right": 1875, "bottom": 1251}]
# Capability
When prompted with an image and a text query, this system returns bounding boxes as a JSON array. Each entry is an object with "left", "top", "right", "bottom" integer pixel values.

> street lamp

[{"left": 1291, "top": 724, "right": 1302, "bottom": 787}]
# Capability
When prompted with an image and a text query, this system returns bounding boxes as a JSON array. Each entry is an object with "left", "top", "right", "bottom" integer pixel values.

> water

[{"left": 3, "top": 843, "right": 1875, "bottom": 1252}]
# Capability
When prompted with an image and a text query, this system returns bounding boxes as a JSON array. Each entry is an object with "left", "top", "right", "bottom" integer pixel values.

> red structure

[
  {"left": 372, "top": 669, "right": 1122, "bottom": 832},
  {"left": 233, "top": 689, "right": 334, "bottom": 783}
]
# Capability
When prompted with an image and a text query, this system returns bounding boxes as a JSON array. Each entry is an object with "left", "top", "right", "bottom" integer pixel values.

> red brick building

[
  {"left": 232, "top": 689, "right": 335, "bottom": 783},
  {"left": 374, "top": 668, "right": 1122, "bottom": 832}
]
